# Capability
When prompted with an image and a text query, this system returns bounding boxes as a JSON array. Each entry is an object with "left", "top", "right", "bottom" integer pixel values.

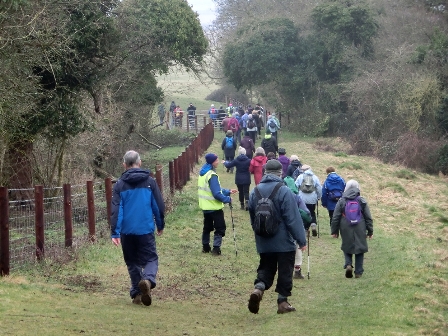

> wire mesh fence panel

[
  {"left": 71, "top": 184, "right": 89, "bottom": 243},
  {"left": 93, "top": 182, "right": 109, "bottom": 240},
  {"left": 42, "top": 187, "right": 66, "bottom": 255},
  {"left": 8, "top": 188, "right": 37, "bottom": 271}
]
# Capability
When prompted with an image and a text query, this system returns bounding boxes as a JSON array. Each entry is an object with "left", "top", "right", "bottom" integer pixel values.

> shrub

[{"left": 435, "top": 143, "right": 448, "bottom": 175}]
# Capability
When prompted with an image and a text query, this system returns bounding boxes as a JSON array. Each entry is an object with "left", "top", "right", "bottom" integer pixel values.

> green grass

[{"left": 1, "top": 131, "right": 447, "bottom": 335}]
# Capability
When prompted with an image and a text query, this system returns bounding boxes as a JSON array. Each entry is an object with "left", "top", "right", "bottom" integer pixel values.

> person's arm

[
  {"left": 208, "top": 175, "right": 231, "bottom": 203},
  {"left": 331, "top": 200, "right": 343, "bottom": 237},
  {"left": 281, "top": 189, "right": 307, "bottom": 248},
  {"left": 321, "top": 182, "right": 328, "bottom": 207},
  {"left": 150, "top": 192, "right": 163, "bottom": 233},
  {"left": 149, "top": 177, "right": 165, "bottom": 229},
  {"left": 110, "top": 182, "right": 123, "bottom": 244},
  {"left": 362, "top": 199, "right": 374, "bottom": 237}
]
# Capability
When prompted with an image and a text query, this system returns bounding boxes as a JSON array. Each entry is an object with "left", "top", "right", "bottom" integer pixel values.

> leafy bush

[{"left": 435, "top": 143, "right": 448, "bottom": 175}]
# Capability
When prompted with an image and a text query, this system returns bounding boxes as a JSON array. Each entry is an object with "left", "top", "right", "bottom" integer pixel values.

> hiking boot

[
  {"left": 345, "top": 265, "right": 353, "bottom": 278},
  {"left": 138, "top": 280, "right": 152, "bottom": 306},
  {"left": 245, "top": 201, "right": 249, "bottom": 211},
  {"left": 277, "top": 301, "right": 296, "bottom": 314},
  {"left": 311, "top": 223, "right": 317, "bottom": 237},
  {"left": 132, "top": 294, "right": 142, "bottom": 305},
  {"left": 202, "top": 244, "right": 211, "bottom": 253},
  {"left": 211, "top": 247, "right": 221, "bottom": 256},
  {"left": 248, "top": 289, "right": 263, "bottom": 314},
  {"left": 294, "top": 268, "right": 304, "bottom": 279},
  {"left": 355, "top": 273, "right": 362, "bottom": 278},
  {"left": 240, "top": 203, "right": 245, "bottom": 210}
]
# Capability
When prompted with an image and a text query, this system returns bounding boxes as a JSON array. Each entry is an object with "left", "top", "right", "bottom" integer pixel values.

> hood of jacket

[
  {"left": 259, "top": 173, "right": 283, "bottom": 184},
  {"left": 278, "top": 155, "right": 289, "bottom": 164},
  {"left": 325, "top": 173, "right": 344, "bottom": 185},
  {"left": 252, "top": 155, "right": 267, "bottom": 166},
  {"left": 120, "top": 168, "right": 151, "bottom": 185},
  {"left": 236, "top": 154, "right": 250, "bottom": 163},
  {"left": 303, "top": 169, "right": 314, "bottom": 176},
  {"left": 290, "top": 159, "right": 301, "bottom": 168},
  {"left": 199, "top": 163, "right": 214, "bottom": 176},
  {"left": 264, "top": 134, "right": 272, "bottom": 140},
  {"left": 342, "top": 187, "right": 360, "bottom": 200}
]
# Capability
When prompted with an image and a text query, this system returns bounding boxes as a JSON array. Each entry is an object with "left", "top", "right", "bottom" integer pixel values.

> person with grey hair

[
  {"left": 222, "top": 146, "right": 251, "bottom": 210},
  {"left": 111, "top": 150, "right": 165, "bottom": 306},
  {"left": 247, "top": 159, "right": 307, "bottom": 314},
  {"left": 331, "top": 179, "right": 373, "bottom": 278}
]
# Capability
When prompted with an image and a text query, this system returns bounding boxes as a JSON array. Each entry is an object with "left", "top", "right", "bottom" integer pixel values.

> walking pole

[
  {"left": 307, "top": 229, "right": 310, "bottom": 279},
  {"left": 317, "top": 200, "right": 320, "bottom": 238},
  {"left": 229, "top": 203, "right": 238, "bottom": 257}
]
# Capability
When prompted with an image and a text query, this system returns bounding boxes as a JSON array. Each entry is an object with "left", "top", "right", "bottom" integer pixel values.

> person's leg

[
  {"left": 354, "top": 253, "right": 364, "bottom": 277},
  {"left": 139, "top": 233, "right": 158, "bottom": 288},
  {"left": 306, "top": 203, "right": 317, "bottom": 236},
  {"left": 211, "top": 209, "right": 226, "bottom": 255},
  {"left": 344, "top": 252, "right": 353, "bottom": 278},
  {"left": 228, "top": 156, "right": 235, "bottom": 173},
  {"left": 120, "top": 234, "right": 142, "bottom": 299},
  {"left": 225, "top": 155, "right": 231, "bottom": 172},
  {"left": 243, "top": 184, "right": 250, "bottom": 210},
  {"left": 276, "top": 251, "right": 297, "bottom": 313},
  {"left": 202, "top": 212, "right": 214, "bottom": 252},
  {"left": 237, "top": 184, "right": 245, "bottom": 208},
  {"left": 294, "top": 247, "right": 304, "bottom": 279},
  {"left": 248, "top": 252, "right": 277, "bottom": 314}
]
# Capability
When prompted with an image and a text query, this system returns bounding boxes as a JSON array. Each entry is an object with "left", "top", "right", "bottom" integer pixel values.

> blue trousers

[{"left": 121, "top": 233, "right": 158, "bottom": 298}]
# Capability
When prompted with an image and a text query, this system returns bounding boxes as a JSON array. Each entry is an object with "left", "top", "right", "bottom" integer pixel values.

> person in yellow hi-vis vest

[{"left": 198, "top": 153, "right": 238, "bottom": 256}]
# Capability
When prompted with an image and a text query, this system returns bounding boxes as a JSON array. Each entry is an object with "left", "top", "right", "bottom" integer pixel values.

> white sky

[{"left": 187, "top": 0, "right": 217, "bottom": 27}]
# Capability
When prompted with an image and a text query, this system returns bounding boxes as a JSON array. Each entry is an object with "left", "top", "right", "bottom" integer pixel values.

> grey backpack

[{"left": 299, "top": 174, "right": 316, "bottom": 193}]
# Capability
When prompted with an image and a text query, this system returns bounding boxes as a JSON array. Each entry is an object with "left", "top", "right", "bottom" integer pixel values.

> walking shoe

[
  {"left": 211, "top": 247, "right": 221, "bottom": 256},
  {"left": 248, "top": 289, "right": 263, "bottom": 314},
  {"left": 277, "top": 301, "right": 296, "bottom": 314},
  {"left": 138, "top": 280, "right": 152, "bottom": 306},
  {"left": 245, "top": 201, "right": 249, "bottom": 211},
  {"left": 345, "top": 265, "right": 353, "bottom": 278},
  {"left": 240, "top": 203, "right": 245, "bottom": 210},
  {"left": 311, "top": 223, "right": 317, "bottom": 237},
  {"left": 202, "top": 244, "right": 211, "bottom": 253},
  {"left": 355, "top": 273, "right": 362, "bottom": 278},
  {"left": 132, "top": 294, "right": 142, "bottom": 305},
  {"left": 293, "top": 268, "right": 305, "bottom": 279}
]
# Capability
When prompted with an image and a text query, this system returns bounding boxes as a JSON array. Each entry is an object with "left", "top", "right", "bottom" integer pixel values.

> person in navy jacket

[
  {"left": 321, "top": 166, "right": 346, "bottom": 226},
  {"left": 111, "top": 150, "right": 165, "bottom": 306}
]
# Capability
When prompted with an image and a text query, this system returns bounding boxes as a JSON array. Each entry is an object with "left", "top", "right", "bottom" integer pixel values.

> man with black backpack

[
  {"left": 295, "top": 164, "right": 322, "bottom": 237},
  {"left": 247, "top": 159, "right": 307, "bottom": 315}
]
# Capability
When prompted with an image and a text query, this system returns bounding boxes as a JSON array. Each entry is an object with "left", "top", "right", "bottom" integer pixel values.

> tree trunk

[{"left": 6, "top": 139, "right": 34, "bottom": 202}]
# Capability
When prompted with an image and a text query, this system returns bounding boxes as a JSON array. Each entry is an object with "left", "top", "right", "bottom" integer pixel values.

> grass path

[{"left": 0, "top": 132, "right": 447, "bottom": 336}]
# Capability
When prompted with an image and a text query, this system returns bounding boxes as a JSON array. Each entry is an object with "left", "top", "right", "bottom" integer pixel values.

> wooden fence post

[
  {"left": 105, "top": 178, "right": 113, "bottom": 229},
  {"left": 86, "top": 181, "right": 96, "bottom": 242},
  {"left": 34, "top": 185, "right": 44, "bottom": 261},
  {"left": 169, "top": 161, "right": 175, "bottom": 194},
  {"left": 63, "top": 184, "right": 73, "bottom": 248},
  {"left": 0, "top": 187, "right": 10, "bottom": 276}
]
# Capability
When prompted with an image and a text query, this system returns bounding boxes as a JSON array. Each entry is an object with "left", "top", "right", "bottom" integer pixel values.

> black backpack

[
  {"left": 252, "top": 182, "right": 283, "bottom": 237},
  {"left": 247, "top": 118, "right": 256, "bottom": 129}
]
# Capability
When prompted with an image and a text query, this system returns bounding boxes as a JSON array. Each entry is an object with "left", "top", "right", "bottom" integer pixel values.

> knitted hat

[
  {"left": 226, "top": 130, "right": 233, "bottom": 136},
  {"left": 205, "top": 153, "right": 218, "bottom": 164},
  {"left": 278, "top": 148, "right": 286, "bottom": 155},
  {"left": 238, "top": 146, "right": 246, "bottom": 155},
  {"left": 264, "top": 159, "right": 282, "bottom": 175}
]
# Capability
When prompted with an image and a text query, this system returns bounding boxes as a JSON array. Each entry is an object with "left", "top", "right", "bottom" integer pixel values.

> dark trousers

[
  {"left": 237, "top": 184, "right": 250, "bottom": 205},
  {"left": 202, "top": 209, "right": 226, "bottom": 247},
  {"left": 254, "top": 251, "right": 295, "bottom": 301},
  {"left": 248, "top": 130, "right": 257, "bottom": 144},
  {"left": 225, "top": 155, "right": 235, "bottom": 172},
  {"left": 121, "top": 233, "right": 158, "bottom": 298},
  {"left": 328, "top": 210, "right": 334, "bottom": 224},
  {"left": 305, "top": 203, "right": 317, "bottom": 226},
  {"left": 344, "top": 252, "right": 364, "bottom": 275}
]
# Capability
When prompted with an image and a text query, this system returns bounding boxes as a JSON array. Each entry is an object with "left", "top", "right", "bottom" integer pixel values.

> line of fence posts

[{"left": 0, "top": 122, "right": 214, "bottom": 276}]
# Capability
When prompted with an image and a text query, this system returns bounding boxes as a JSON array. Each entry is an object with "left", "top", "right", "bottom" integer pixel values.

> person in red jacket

[{"left": 249, "top": 147, "right": 267, "bottom": 185}]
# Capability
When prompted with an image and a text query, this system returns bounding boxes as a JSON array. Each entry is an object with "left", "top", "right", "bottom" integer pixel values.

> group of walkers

[{"left": 109, "top": 106, "right": 373, "bottom": 316}]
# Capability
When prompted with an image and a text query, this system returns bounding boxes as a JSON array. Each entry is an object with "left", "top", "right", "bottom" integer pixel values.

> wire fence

[{"left": 0, "top": 122, "right": 215, "bottom": 275}]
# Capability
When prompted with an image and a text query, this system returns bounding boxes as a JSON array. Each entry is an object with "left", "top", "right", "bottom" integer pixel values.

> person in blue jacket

[
  {"left": 111, "top": 150, "right": 165, "bottom": 306},
  {"left": 223, "top": 146, "right": 251, "bottom": 210},
  {"left": 198, "top": 153, "right": 237, "bottom": 255},
  {"left": 321, "top": 166, "right": 346, "bottom": 226},
  {"left": 247, "top": 159, "right": 307, "bottom": 314}
]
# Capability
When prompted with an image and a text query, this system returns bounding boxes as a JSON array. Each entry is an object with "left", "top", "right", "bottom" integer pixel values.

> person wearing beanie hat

[
  {"left": 261, "top": 152, "right": 277, "bottom": 175},
  {"left": 221, "top": 130, "right": 237, "bottom": 173},
  {"left": 223, "top": 146, "right": 251, "bottom": 210},
  {"left": 247, "top": 159, "right": 307, "bottom": 314},
  {"left": 331, "top": 180, "right": 373, "bottom": 279},
  {"left": 198, "top": 153, "right": 237, "bottom": 255},
  {"left": 261, "top": 129, "right": 278, "bottom": 157},
  {"left": 286, "top": 155, "right": 303, "bottom": 179},
  {"left": 277, "top": 148, "right": 290, "bottom": 179},
  {"left": 249, "top": 147, "right": 267, "bottom": 185},
  {"left": 295, "top": 164, "right": 322, "bottom": 237}
]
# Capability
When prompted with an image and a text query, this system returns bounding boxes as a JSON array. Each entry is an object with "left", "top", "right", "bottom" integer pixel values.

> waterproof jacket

[
  {"left": 248, "top": 174, "right": 307, "bottom": 253},
  {"left": 249, "top": 154, "right": 267, "bottom": 185},
  {"left": 261, "top": 134, "right": 278, "bottom": 155},
  {"left": 286, "top": 159, "right": 302, "bottom": 178},
  {"left": 322, "top": 172, "right": 346, "bottom": 211},
  {"left": 111, "top": 168, "right": 165, "bottom": 238},
  {"left": 246, "top": 115, "right": 257, "bottom": 132},
  {"left": 221, "top": 135, "right": 237, "bottom": 158},
  {"left": 331, "top": 187, "right": 373, "bottom": 254},
  {"left": 198, "top": 163, "right": 231, "bottom": 213},
  {"left": 240, "top": 136, "right": 255, "bottom": 159},
  {"left": 277, "top": 155, "right": 290, "bottom": 179},
  {"left": 294, "top": 169, "right": 322, "bottom": 205},
  {"left": 224, "top": 154, "right": 251, "bottom": 185},
  {"left": 227, "top": 117, "right": 239, "bottom": 133},
  {"left": 267, "top": 117, "right": 280, "bottom": 133}
]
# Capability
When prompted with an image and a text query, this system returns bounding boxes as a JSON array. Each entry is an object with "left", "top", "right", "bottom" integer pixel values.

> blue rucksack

[
  {"left": 225, "top": 137, "right": 234, "bottom": 149},
  {"left": 343, "top": 196, "right": 362, "bottom": 225}
]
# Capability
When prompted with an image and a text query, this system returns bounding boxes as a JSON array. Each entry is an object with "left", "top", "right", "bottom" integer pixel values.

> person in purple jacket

[{"left": 277, "top": 148, "right": 290, "bottom": 179}]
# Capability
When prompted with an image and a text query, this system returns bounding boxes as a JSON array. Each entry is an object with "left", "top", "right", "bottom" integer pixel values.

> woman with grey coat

[{"left": 331, "top": 180, "right": 373, "bottom": 278}]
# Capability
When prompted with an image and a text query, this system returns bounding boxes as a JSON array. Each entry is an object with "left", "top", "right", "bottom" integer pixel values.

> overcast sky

[{"left": 187, "top": 0, "right": 217, "bottom": 27}]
